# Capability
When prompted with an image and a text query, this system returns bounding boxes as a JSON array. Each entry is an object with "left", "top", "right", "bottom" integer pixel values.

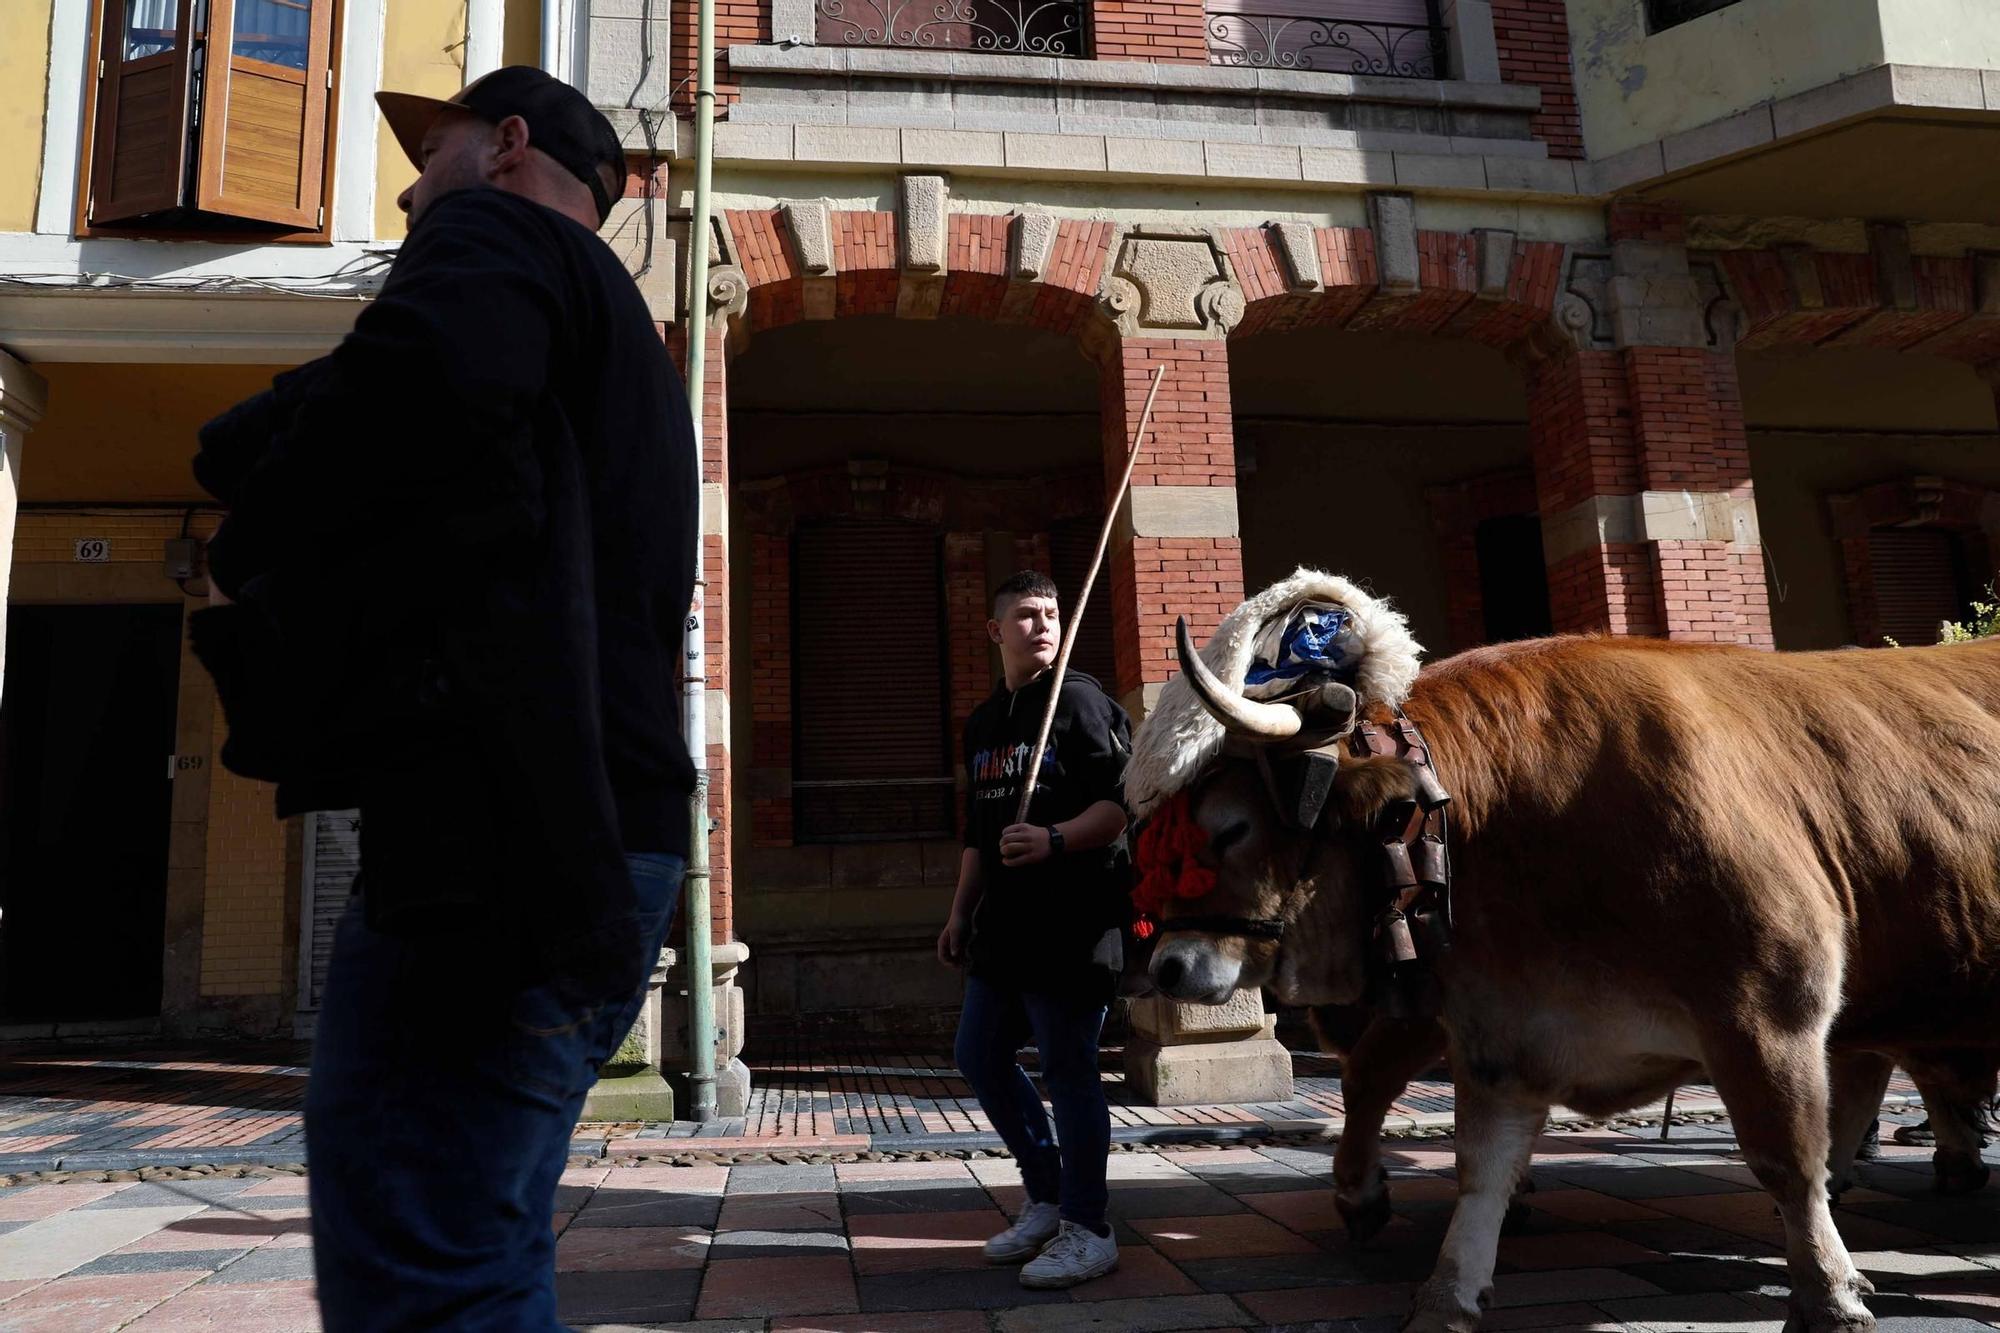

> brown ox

[
  {"left": 1302, "top": 1003, "right": 1992, "bottom": 1246},
  {"left": 1149, "top": 631, "right": 2000, "bottom": 1333}
]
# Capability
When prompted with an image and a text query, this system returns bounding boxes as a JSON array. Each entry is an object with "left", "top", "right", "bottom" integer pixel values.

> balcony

[
  {"left": 1206, "top": 0, "right": 1446, "bottom": 77},
  {"left": 814, "top": 0, "right": 1086, "bottom": 55},
  {"left": 1577, "top": 0, "right": 2000, "bottom": 222}
]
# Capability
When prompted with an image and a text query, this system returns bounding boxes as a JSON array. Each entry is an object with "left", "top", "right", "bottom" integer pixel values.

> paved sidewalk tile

[
  {"left": 846, "top": 1207, "right": 1006, "bottom": 1274},
  {"left": 0, "top": 1271, "right": 208, "bottom": 1332},
  {"left": 772, "top": 1313, "right": 988, "bottom": 1333},
  {"left": 715, "top": 1193, "right": 845, "bottom": 1232},
  {"left": 694, "top": 1255, "right": 858, "bottom": 1319},
  {"left": 1238, "top": 1282, "right": 1418, "bottom": 1322},
  {"left": 0, "top": 1206, "right": 204, "bottom": 1281},
  {"left": 1071, "top": 1245, "right": 1204, "bottom": 1301},
  {"left": 994, "top": 1293, "right": 1250, "bottom": 1332},
  {"left": 121, "top": 1281, "right": 322, "bottom": 1332},
  {"left": 204, "top": 1249, "right": 319, "bottom": 1284},
  {"left": 67, "top": 1250, "right": 248, "bottom": 1278},
  {"left": 553, "top": 1268, "right": 701, "bottom": 1324},
  {"left": 706, "top": 1228, "right": 850, "bottom": 1260},
  {"left": 1130, "top": 1212, "right": 1318, "bottom": 1262},
  {"left": 854, "top": 1266, "right": 1074, "bottom": 1312}
]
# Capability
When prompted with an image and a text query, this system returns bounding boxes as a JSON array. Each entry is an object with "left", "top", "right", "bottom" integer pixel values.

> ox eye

[{"left": 1209, "top": 824, "right": 1249, "bottom": 855}]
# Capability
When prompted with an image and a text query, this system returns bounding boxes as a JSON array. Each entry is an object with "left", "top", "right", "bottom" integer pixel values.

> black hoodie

[{"left": 962, "top": 670, "right": 1132, "bottom": 1001}]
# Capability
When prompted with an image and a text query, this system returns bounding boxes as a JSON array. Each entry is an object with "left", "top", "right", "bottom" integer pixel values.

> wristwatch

[{"left": 1045, "top": 825, "right": 1066, "bottom": 856}]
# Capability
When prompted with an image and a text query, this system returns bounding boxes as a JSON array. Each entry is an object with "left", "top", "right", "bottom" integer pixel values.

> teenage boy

[{"left": 938, "top": 570, "right": 1131, "bottom": 1289}]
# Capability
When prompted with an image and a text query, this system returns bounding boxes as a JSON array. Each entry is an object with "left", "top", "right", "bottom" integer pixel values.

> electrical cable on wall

[{"left": 0, "top": 249, "right": 395, "bottom": 301}]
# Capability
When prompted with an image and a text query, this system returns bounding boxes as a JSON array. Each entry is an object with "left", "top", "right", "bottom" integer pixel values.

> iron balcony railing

[
  {"left": 1206, "top": 0, "right": 1446, "bottom": 76},
  {"left": 816, "top": 0, "right": 1085, "bottom": 55}
]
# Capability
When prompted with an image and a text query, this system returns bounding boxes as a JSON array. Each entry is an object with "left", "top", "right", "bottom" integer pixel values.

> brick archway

[
  {"left": 719, "top": 207, "right": 1571, "bottom": 359},
  {"left": 1713, "top": 238, "right": 2000, "bottom": 367},
  {"left": 721, "top": 208, "right": 1110, "bottom": 349},
  {"left": 1221, "top": 224, "right": 1567, "bottom": 353}
]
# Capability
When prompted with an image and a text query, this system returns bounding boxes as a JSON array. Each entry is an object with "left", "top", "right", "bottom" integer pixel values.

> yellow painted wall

[
  {"left": 0, "top": 0, "right": 55, "bottom": 232},
  {"left": 1568, "top": 0, "right": 1886, "bottom": 160},
  {"left": 1877, "top": 0, "right": 2000, "bottom": 70},
  {"left": 26, "top": 363, "right": 295, "bottom": 504},
  {"left": 373, "top": 0, "right": 470, "bottom": 239},
  {"left": 199, "top": 705, "right": 290, "bottom": 999},
  {"left": 504, "top": 0, "right": 544, "bottom": 69}
]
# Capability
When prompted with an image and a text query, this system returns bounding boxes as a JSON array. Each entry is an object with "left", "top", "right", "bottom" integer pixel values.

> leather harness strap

[
  {"left": 1152, "top": 712, "right": 1455, "bottom": 1001},
  {"left": 1349, "top": 715, "right": 1453, "bottom": 997}
]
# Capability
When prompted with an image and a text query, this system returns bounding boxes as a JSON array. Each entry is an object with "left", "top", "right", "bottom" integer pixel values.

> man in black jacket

[
  {"left": 938, "top": 571, "right": 1131, "bottom": 1289},
  {"left": 190, "top": 67, "right": 696, "bottom": 1330}
]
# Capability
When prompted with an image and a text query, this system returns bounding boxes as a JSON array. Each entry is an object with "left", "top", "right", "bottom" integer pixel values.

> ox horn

[{"left": 1175, "top": 616, "right": 1303, "bottom": 740}]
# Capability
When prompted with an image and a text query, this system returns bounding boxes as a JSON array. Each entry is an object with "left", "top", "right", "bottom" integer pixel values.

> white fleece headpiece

[{"left": 1124, "top": 567, "right": 1424, "bottom": 819}]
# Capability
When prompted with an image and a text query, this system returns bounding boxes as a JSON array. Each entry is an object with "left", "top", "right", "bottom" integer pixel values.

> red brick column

[
  {"left": 1101, "top": 338, "right": 1243, "bottom": 715},
  {"left": 1630, "top": 347, "right": 1772, "bottom": 648},
  {"left": 1527, "top": 348, "right": 1661, "bottom": 637},
  {"left": 1527, "top": 343, "right": 1772, "bottom": 647},
  {"left": 1089, "top": 0, "right": 1208, "bottom": 63}
]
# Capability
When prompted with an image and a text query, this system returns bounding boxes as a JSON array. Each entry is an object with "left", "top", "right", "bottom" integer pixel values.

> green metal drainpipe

[{"left": 680, "top": 0, "right": 720, "bottom": 1123}]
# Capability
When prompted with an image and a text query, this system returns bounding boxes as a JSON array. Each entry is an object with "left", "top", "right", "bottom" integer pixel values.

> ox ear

[{"left": 1331, "top": 755, "right": 1423, "bottom": 837}]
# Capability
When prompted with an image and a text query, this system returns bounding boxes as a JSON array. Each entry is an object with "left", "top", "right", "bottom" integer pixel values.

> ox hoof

[
  {"left": 1404, "top": 1277, "right": 1488, "bottom": 1333},
  {"left": 1782, "top": 1275, "right": 1877, "bottom": 1333},
  {"left": 1782, "top": 1312, "right": 1874, "bottom": 1333},
  {"left": 1408, "top": 1296, "right": 1488, "bottom": 1328},
  {"left": 1934, "top": 1151, "right": 1991, "bottom": 1196},
  {"left": 1401, "top": 1309, "right": 1482, "bottom": 1333},
  {"left": 1336, "top": 1188, "right": 1393, "bottom": 1245}
]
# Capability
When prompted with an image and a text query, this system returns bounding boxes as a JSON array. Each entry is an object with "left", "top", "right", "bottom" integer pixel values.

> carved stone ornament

[
  {"left": 1098, "top": 231, "right": 1245, "bottom": 338},
  {"left": 1558, "top": 249, "right": 1614, "bottom": 351},
  {"left": 707, "top": 264, "right": 750, "bottom": 325}
]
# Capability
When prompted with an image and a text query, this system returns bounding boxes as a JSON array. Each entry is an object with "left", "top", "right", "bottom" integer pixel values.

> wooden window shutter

[
  {"left": 195, "top": 0, "right": 335, "bottom": 227},
  {"left": 792, "top": 519, "right": 953, "bottom": 842},
  {"left": 88, "top": 0, "right": 198, "bottom": 224},
  {"left": 1869, "top": 528, "right": 1967, "bottom": 646},
  {"left": 1048, "top": 519, "right": 1118, "bottom": 692}
]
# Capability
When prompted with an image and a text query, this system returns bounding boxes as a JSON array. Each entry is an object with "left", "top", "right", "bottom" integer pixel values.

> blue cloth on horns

[{"left": 1243, "top": 601, "right": 1363, "bottom": 699}]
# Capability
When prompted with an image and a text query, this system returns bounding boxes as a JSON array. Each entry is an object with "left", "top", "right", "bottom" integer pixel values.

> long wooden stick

[{"left": 1014, "top": 362, "right": 1168, "bottom": 824}]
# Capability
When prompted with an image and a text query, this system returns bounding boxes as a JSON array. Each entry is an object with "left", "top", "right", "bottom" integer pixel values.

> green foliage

[{"left": 1938, "top": 582, "right": 2000, "bottom": 644}]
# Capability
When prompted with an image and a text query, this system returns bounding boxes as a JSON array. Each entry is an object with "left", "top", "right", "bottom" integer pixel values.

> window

[
  {"left": 84, "top": 0, "right": 338, "bottom": 234},
  {"left": 791, "top": 519, "right": 955, "bottom": 843},
  {"left": 1646, "top": 0, "right": 1743, "bottom": 33},
  {"left": 1868, "top": 528, "right": 1972, "bottom": 647}
]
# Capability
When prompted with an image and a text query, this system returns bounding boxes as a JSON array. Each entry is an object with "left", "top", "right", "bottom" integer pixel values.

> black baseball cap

[{"left": 377, "top": 66, "right": 626, "bottom": 226}]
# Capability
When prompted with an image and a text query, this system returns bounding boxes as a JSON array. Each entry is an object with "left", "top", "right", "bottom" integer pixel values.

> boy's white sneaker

[
  {"left": 1019, "top": 1219, "right": 1119, "bottom": 1288},
  {"left": 984, "top": 1200, "right": 1061, "bottom": 1263}
]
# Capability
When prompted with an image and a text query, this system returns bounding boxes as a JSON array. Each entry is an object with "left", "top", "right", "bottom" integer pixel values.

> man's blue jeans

[
  {"left": 953, "top": 975, "right": 1110, "bottom": 1230},
  {"left": 306, "top": 852, "right": 684, "bottom": 1331}
]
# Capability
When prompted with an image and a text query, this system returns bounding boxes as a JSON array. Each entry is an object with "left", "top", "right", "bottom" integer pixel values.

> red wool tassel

[{"left": 1133, "top": 792, "right": 1216, "bottom": 922}]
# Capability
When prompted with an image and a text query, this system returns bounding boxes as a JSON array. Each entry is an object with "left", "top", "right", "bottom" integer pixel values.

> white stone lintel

[{"left": 1128, "top": 484, "right": 1240, "bottom": 539}]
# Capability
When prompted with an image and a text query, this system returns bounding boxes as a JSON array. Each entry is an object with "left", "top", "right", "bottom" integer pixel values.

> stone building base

[{"left": 1123, "top": 992, "right": 1294, "bottom": 1107}]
